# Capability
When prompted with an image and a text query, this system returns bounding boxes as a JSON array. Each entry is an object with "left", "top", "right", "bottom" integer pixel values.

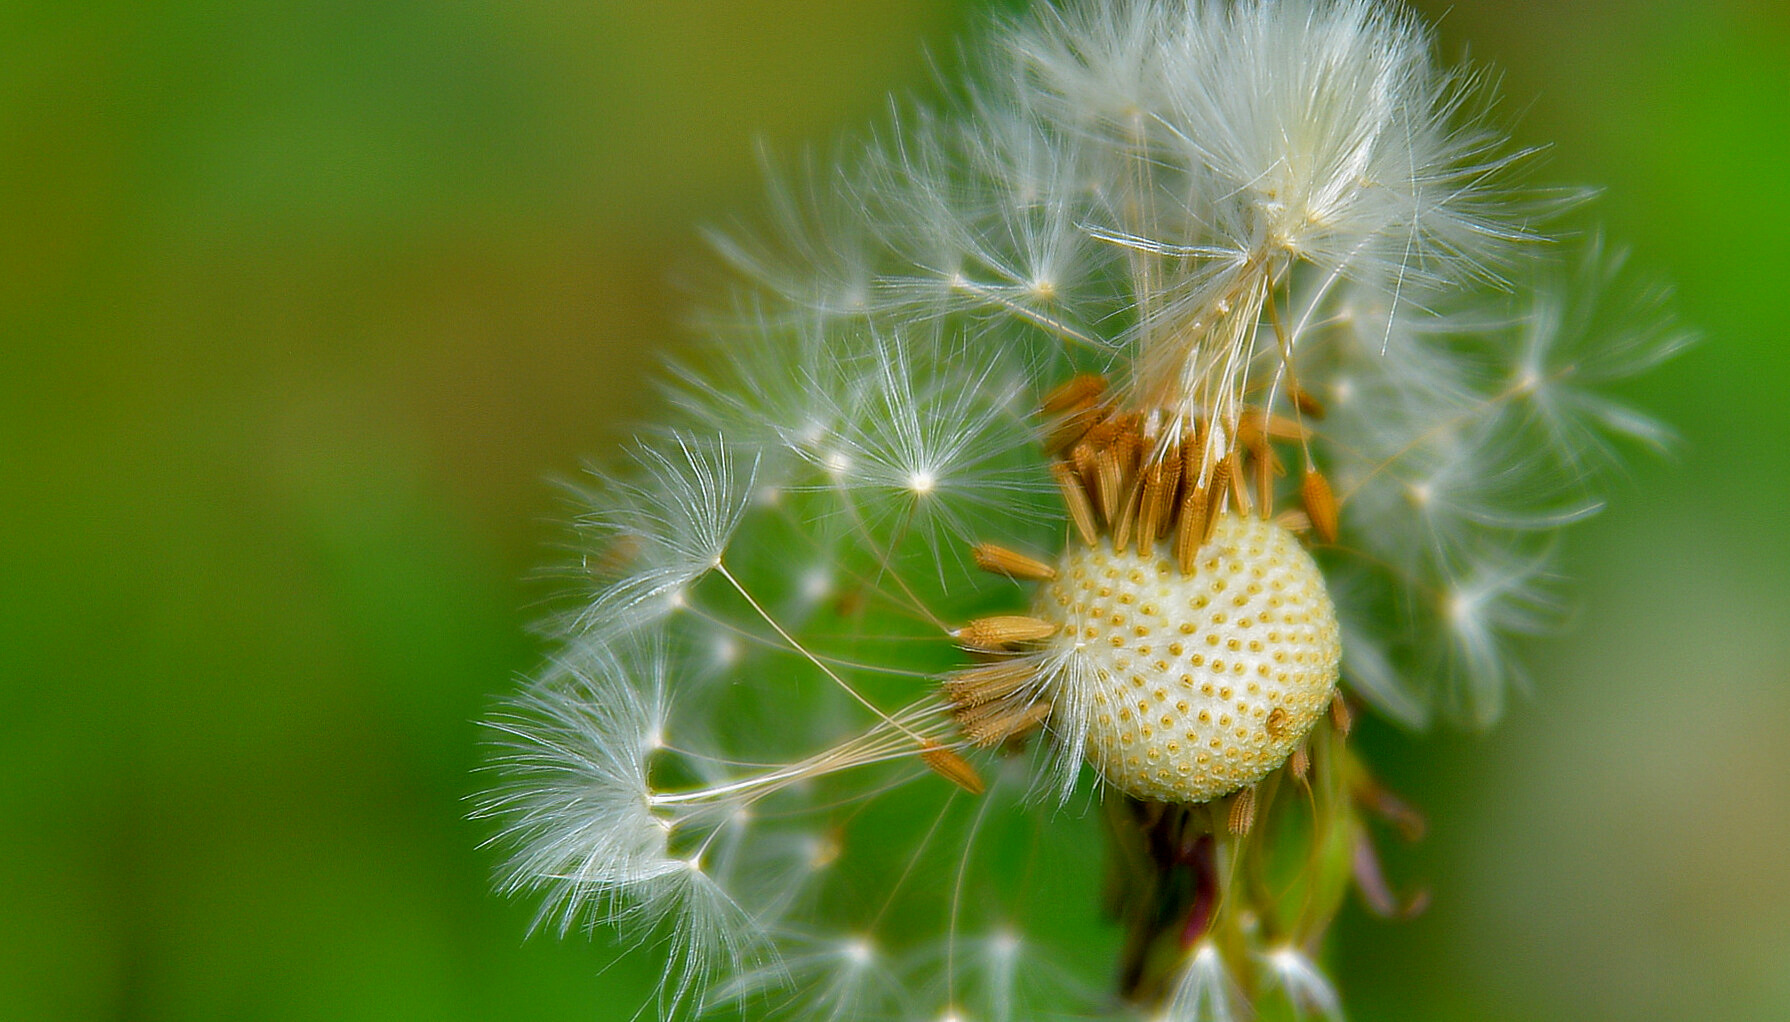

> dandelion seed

[
  {"left": 1262, "top": 945, "right": 1345, "bottom": 1019},
  {"left": 1159, "top": 941, "right": 1244, "bottom": 1022},
  {"left": 483, "top": 1, "right": 1683, "bottom": 1018},
  {"left": 565, "top": 435, "right": 758, "bottom": 638}
]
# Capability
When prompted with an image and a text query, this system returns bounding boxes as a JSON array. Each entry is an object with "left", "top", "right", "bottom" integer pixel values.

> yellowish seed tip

[
  {"left": 919, "top": 742, "right": 985, "bottom": 795},
  {"left": 1330, "top": 692, "right": 1353, "bottom": 736},
  {"left": 1302, "top": 468, "right": 1339, "bottom": 544}
]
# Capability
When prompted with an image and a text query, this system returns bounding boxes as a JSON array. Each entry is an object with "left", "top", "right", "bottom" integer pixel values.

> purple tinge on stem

[
  {"left": 1179, "top": 834, "right": 1219, "bottom": 948},
  {"left": 1352, "top": 832, "right": 1430, "bottom": 919}
]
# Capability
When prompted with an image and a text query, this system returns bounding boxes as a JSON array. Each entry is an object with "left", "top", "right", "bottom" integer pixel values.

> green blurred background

[{"left": 2, "top": 1, "right": 1785, "bottom": 1019}]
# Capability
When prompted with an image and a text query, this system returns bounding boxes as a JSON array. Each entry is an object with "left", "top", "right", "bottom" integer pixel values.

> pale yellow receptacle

[{"left": 1042, "top": 515, "right": 1340, "bottom": 804}]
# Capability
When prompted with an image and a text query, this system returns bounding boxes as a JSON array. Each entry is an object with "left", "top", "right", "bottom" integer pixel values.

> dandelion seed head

[{"left": 486, "top": 0, "right": 1683, "bottom": 1017}]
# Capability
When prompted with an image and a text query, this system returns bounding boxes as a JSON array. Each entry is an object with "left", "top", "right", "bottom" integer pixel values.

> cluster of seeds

[{"left": 940, "top": 372, "right": 1343, "bottom": 805}]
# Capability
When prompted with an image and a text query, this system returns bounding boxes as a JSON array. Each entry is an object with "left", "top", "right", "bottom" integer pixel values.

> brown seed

[
  {"left": 1290, "top": 385, "right": 1326, "bottom": 419},
  {"left": 951, "top": 696, "right": 1006, "bottom": 733},
  {"left": 1254, "top": 446, "right": 1274, "bottom": 519},
  {"left": 1330, "top": 692, "right": 1353, "bottom": 736},
  {"left": 1110, "top": 476, "right": 1145, "bottom": 552},
  {"left": 1224, "top": 448, "right": 1252, "bottom": 517},
  {"left": 944, "top": 659, "right": 1038, "bottom": 709},
  {"left": 1176, "top": 486, "right": 1209, "bottom": 575},
  {"left": 1045, "top": 407, "right": 1105, "bottom": 454},
  {"left": 1041, "top": 373, "right": 1107, "bottom": 414},
  {"left": 1238, "top": 408, "right": 1313, "bottom": 447},
  {"left": 1205, "top": 454, "right": 1232, "bottom": 508},
  {"left": 1200, "top": 459, "right": 1233, "bottom": 546},
  {"left": 1094, "top": 447, "right": 1125, "bottom": 524},
  {"left": 1289, "top": 744, "right": 1311, "bottom": 783},
  {"left": 1227, "top": 785, "right": 1257, "bottom": 835},
  {"left": 1111, "top": 420, "right": 1143, "bottom": 479},
  {"left": 955, "top": 615, "right": 1058, "bottom": 649},
  {"left": 1052, "top": 462, "right": 1100, "bottom": 547},
  {"left": 1154, "top": 437, "right": 1185, "bottom": 524},
  {"left": 1301, "top": 468, "right": 1339, "bottom": 544},
  {"left": 1136, "top": 463, "right": 1165, "bottom": 556},
  {"left": 1135, "top": 487, "right": 1161, "bottom": 555},
  {"left": 1236, "top": 412, "right": 1268, "bottom": 454},
  {"left": 1071, "top": 441, "right": 1099, "bottom": 491},
  {"left": 1264, "top": 706, "right": 1290, "bottom": 739},
  {"left": 1081, "top": 412, "right": 1129, "bottom": 450},
  {"left": 971, "top": 543, "right": 1057, "bottom": 581},
  {"left": 1182, "top": 425, "right": 1204, "bottom": 487},
  {"left": 919, "top": 741, "right": 985, "bottom": 795},
  {"left": 1042, "top": 377, "right": 1112, "bottom": 454},
  {"left": 1272, "top": 509, "right": 1312, "bottom": 534}
]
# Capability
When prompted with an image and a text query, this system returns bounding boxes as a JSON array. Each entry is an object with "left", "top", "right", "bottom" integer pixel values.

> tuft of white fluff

[
  {"left": 1261, "top": 945, "right": 1346, "bottom": 1019},
  {"left": 562, "top": 434, "right": 757, "bottom": 638},
  {"left": 1156, "top": 941, "right": 1245, "bottom": 1022}
]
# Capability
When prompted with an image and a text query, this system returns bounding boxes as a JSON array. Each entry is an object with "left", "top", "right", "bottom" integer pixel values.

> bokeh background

[{"left": 3, "top": 1, "right": 1786, "bottom": 1019}]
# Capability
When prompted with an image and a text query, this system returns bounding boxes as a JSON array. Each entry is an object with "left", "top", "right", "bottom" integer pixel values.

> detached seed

[
  {"left": 971, "top": 543, "right": 1057, "bottom": 581},
  {"left": 954, "top": 615, "right": 1058, "bottom": 649}
]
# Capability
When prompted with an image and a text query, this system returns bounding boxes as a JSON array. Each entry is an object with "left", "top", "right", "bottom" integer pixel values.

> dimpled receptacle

[{"left": 1044, "top": 514, "right": 1340, "bottom": 803}]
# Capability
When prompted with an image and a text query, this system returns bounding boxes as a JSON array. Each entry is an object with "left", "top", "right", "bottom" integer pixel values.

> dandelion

[{"left": 481, "top": 0, "right": 1687, "bottom": 1018}]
